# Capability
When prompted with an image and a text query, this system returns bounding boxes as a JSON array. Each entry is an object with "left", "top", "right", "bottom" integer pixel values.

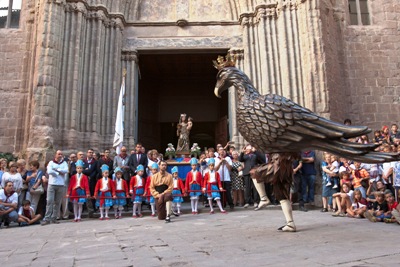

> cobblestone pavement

[{"left": 1, "top": 204, "right": 399, "bottom": 267}]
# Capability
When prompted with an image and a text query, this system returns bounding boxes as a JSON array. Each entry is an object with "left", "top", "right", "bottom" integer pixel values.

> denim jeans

[
  {"left": 44, "top": 184, "right": 64, "bottom": 222},
  {"left": 302, "top": 174, "right": 316, "bottom": 203},
  {"left": 0, "top": 204, "right": 18, "bottom": 222}
]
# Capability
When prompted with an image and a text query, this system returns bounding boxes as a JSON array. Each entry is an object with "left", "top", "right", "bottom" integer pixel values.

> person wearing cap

[
  {"left": 150, "top": 161, "right": 174, "bottom": 222},
  {"left": 94, "top": 164, "right": 116, "bottom": 220},
  {"left": 185, "top": 158, "right": 203, "bottom": 214},
  {"left": 130, "top": 164, "right": 146, "bottom": 218},
  {"left": 144, "top": 162, "right": 159, "bottom": 217},
  {"left": 171, "top": 166, "right": 185, "bottom": 215},
  {"left": 66, "top": 160, "right": 90, "bottom": 222},
  {"left": 202, "top": 158, "right": 226, "bottom": 214},
  {"left": 113, "top": 167, "right": 129, "bottom": 219},
  {"left": 41, "top": 150, "right": 69, "bottom": 226}
]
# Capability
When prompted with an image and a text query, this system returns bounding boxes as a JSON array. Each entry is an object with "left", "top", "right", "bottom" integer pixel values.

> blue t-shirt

[{"left": 301, "top": 151, "right": 316, "bottom": 175}]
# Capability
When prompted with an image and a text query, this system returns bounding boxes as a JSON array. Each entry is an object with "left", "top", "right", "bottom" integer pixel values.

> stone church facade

[{"left": 0, "top": 0, "right": 399, "bottom": 161}]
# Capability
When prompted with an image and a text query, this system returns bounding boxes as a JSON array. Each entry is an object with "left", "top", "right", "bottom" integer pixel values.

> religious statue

[
  {"left": 176, "top": 114, "right": 193, "bottom": 151},
  {"left": 213, "top": 54, "right": 399, "bottom": 232}
]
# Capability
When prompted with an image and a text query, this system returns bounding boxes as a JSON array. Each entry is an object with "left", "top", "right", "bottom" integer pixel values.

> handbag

[{"left": 30, "top": 184, "right": 44, "bottom": 195}]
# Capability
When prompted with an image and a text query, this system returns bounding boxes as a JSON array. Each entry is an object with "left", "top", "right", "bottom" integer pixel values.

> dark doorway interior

[{"left": 138, "top": 51, "right": 229, "bottom": 152}]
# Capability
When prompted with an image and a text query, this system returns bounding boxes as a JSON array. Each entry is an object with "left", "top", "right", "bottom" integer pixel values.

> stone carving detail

[
  {"left": 176, "top": 19, "right": 189, "bottom": 27},
  {"left": 121, "top": 51, "right": 139, "bottom": 63},
  {"left": 65, "top": 2, "right": 87, "bottom": 14}
]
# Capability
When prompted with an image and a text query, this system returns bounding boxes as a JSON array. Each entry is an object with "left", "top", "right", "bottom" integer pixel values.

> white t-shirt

[
  {"left": 214, "top": 156, "right": 232, "bottom": 182},
  {"left": 0, "top": 189, "right": 18, "bottom": 207},
  {"left": 1, "top": 172, "right": 23, "bottom": 191},
  {"left": 18, "top": 206, "right": 34, "bottom": 217},
  {"left": 330, "top": 161, "right": 339, "bottom": 173},
  {"left": 381, "top": 162, "right": 395, "bottom": 184}
]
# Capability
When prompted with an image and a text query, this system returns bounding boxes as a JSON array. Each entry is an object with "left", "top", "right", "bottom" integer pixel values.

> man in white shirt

[
  {"left": 214, "top": 147, "right": 234, "bottom": 209},
  {"left": 0, "top": 181, "right": 19, "bottom": 227},
  {"left": 41, "top": 150, "right": 69, "bottom": 226}
]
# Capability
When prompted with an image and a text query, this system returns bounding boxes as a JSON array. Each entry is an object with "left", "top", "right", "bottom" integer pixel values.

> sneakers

[
  {"left": 243, "top": 204, "right": 249, "bottom": 208},
  {"left": 332, "top": 211, "right": 345, "bottom": 217},
  {"left": 253, "top": 203, "right": 258, "bottom": 208},
  {"left": 41, "top": 220, "right": 50, "bottom": 226},
  {"left": 165, "top": 216, "right": 171, "bottom": 223},
  {"left": 299, "top": 206, "right": 308, "bottom": 212},
  {"left": 332, "top": 184, "right": 338, "bottom": 189},
  {"left": 326, "top": 182, "right": 332, "bottom": 186},
  {"left": 364, "top": 212, "right": 377, "bottom": 222}
]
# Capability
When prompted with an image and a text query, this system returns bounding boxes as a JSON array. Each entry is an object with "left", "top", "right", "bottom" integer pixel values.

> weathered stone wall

[
  {"left": 342, "top": 0, "right": 400, "bottom": 131},
  {"left": 0, "top": 0, "right": 34, "bottom": 154},
  {"left": 318, "top": 0, "right": 350, "bottom": 122}
]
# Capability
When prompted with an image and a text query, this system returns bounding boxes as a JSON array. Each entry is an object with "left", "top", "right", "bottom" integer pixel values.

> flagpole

[{"left": 113, "top": 69, "right": 126, "bottom": 155}]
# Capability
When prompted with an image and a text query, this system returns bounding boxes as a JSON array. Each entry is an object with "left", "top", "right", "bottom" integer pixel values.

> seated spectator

[
  {"left": 0, "top": 181, "right": 19, "bottom": 227},
  {"left": 346, "top": 189, "right": 367, "bottom": 218},
  {"left": 389, "top": 123, "right": 400, "bottom": 145},
  {"left": 17, "top": 199, "right": 42, "bottom": 226},
  {"left": 332, "top": 183, "right": 353, "bottom": 217},
  {"left": 383, "top": 192, "right": 398, "bottom": 223},
  {"left": 381, "top": 125, "right": 391, "bottom": 144},
  {"left": 373, "top": 130, "right": 383, "bottom": 145},
  {"left": 366, "top": 180, "right": 391, "bottom": 204},
  {"left": 364, "top": 191, "right": 389, "bottom": 222},
  {"left": 339, "top": 171, "right": 352, "bottom": 188}
]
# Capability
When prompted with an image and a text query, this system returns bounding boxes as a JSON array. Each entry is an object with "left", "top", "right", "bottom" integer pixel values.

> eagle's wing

[{"left": 238, "top": 93, "right": 398, "bottom": 162}]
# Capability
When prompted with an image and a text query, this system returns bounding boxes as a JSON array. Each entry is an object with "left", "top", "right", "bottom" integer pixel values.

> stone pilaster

[
  {"left": 26, "top": 0, "right": 67, "bottom": 161},
  {"left": 121, "top": 50, "right": 139, "bottom": 149},
  {"left": 238, "top": 0, "right": 326, "bottom": 111}
]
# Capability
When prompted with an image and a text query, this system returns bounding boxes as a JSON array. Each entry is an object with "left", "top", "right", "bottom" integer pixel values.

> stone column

[
  {"left": 26, "top": 0, "right": 67, "bottom": 161},
  {"left": 121, "top": 50, "right": 139, "bottom": 149},
  {"left": 227, "top": 48, "right": 246, "bottom": 150}
]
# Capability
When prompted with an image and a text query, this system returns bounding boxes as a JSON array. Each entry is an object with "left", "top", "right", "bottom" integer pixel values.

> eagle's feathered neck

[{"left": 229, "top": 68, "right": 259, "bottom": 100}]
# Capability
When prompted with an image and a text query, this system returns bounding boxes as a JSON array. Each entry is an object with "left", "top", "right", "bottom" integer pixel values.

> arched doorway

[{"left": 137, "top": 50, "right": 229, "bottom": 152}]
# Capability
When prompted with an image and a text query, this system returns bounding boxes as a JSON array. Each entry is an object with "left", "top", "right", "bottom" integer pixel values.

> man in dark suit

[
  {"left": 127, "top": 142, "right": 148, "bottom": 179},
  {"left": 82, "top": 148, "right": 98, "bottom": 217}
]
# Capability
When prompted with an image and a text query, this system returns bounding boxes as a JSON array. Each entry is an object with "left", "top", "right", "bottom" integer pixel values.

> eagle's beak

[{"left": 214, "top": 87, "right": 222, "bottom": 98}]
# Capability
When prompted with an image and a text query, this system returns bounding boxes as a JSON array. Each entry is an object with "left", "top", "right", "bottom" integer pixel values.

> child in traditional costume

[
  {"left": 185, "top": 158, "right": 203, "bottom": 214},
  {"left": 202, "top": 158, "right": 226, "bottom": 214},
  {"left": 130, "top": 164, "right": 145, "bottom": 218},
  {"left": 171, "top": 166, "right": 185, "bottom": 214},
  {"left": 94, "top": 164, "right": 116, "bottom": 220},
  {"left": 113, "top": 167, "right": 129, "bottom": 219},
  {"left": 144, "top": 162, "right": 158, "bottom": 217},
  {"left": 66, "top": 159, "right": 90, "bottom": 222}
]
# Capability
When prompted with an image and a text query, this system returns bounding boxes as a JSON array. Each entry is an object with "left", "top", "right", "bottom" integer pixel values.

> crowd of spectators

[
  {"left": 1, "top": 122, "right": 400, "bottom": 228},
  {"left": 320, "top": 122, "right": 400, "bottom": 224}
]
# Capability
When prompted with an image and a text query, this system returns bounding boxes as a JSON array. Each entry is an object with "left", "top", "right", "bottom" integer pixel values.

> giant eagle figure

[{"left": 213, "top": 54, "right": 399, "bottom": 232}]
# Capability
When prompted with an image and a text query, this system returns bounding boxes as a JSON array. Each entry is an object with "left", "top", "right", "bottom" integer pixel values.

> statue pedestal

[{"left": 176, "top": 150, "right": 191, "bottom": 158}]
